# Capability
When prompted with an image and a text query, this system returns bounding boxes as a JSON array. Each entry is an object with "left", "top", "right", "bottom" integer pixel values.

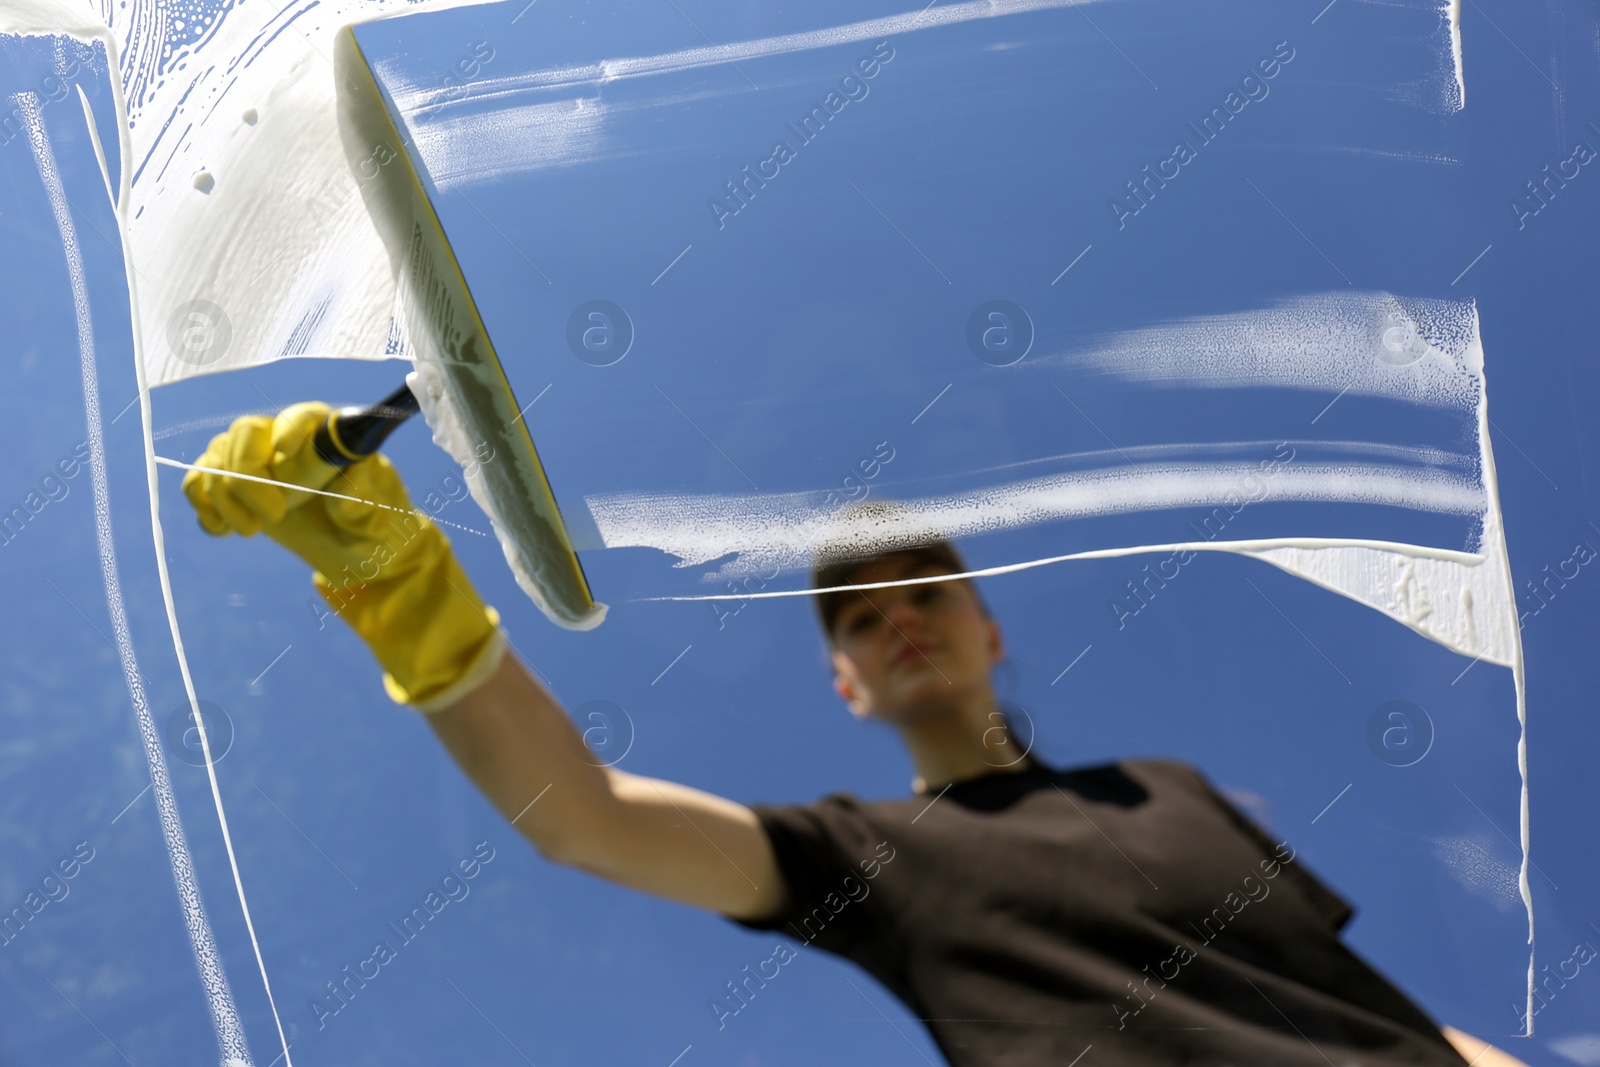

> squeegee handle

[{"left": 312, "top": 382, "right": 420, "bottom": 468}]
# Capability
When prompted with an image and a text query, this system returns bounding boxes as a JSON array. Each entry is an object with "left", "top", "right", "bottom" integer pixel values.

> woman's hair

[{"left": 807, "top": 500, "right": 988, "bottom": 642}]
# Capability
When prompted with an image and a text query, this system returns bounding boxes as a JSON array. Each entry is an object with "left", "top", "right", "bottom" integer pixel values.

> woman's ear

[
  {"left": 986, "top": 617, "right": 1004, "bottom": 667},
  {"left": 831, "top": 656, "right": 870, "bottom": 719}
]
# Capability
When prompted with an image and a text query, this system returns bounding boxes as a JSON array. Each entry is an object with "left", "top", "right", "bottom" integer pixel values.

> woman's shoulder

[
  {"left": 1114, "top": 754, "right": 1205, "bottom": 776},
  {"left": 758, "top": 758, "right": 1214, "bottom": 822},
  {"left": 747, "top": 786, "right": 905, "bottom": 837},
  {"left": 1037, "top": 754, "right": 1210, "bottom": 791}
]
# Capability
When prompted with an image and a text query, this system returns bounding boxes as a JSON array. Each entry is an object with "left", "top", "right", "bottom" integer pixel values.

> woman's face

[{"left": 827, "top": 553, "right": 1003, "bottom": 723}]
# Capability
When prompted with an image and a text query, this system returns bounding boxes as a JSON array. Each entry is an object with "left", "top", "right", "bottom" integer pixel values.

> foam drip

[{"left": 1448, "top": 0, "right": 1466, "bottom": 111}]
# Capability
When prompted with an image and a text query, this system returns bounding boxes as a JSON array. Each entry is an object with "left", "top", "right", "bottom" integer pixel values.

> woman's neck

[{"left": 897, "top": 691, "right": 1036, "bottom": 794}]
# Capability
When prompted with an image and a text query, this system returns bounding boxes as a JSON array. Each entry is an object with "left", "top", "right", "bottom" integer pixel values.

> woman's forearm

[
  {"left": 424, "top": 650, "right": 618, "bottom": 863},
  {"left": 1441, "top": 1026, "right": 1531, "bottom": 1067},
  {"left": 421, "top": 647, "right": 785, "bottom": 917}
]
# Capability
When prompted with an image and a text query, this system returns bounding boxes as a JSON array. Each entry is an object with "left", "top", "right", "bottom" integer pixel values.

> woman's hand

[{"left": 182, "top": 402, "right": 503, "bottom": 710}]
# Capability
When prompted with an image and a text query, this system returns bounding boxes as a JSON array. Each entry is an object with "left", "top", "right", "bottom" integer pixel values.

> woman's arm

[
  {"left": 1441, "top": 1026, "right": 1532, "bottom": 1067},
  {"left": 176, "top": 408, "right": 789, "bottom": 920},
  {"left": 427, "top": 649, "right": 789, "bottom": 921}
]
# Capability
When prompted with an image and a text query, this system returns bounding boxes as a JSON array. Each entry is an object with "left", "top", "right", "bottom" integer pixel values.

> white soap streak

[
  {"left": 390, "top": 0, "right": 1109, "bottom": 193},
  {"left": 1, "top": 0, "right": 490, "bottom": 389},
  {"left": 1241, "top": 540, "right": 1511, "bottom": 664},
  {"left": 90, "top": 44, "right": 304, "bottom": 1060},
  {"left": 77, "top": 83, "right": 117, "bottom": 206},
  {"left": 1431, "top": 833, "right": 1520, "bottom": 913},
  {"left": 151, "top": 409, "right": 275, "bottom": 440},
  {"left": 408, "top": 68, "right": 918, "bottom": 191},
  {"left": 397, "top": 84, "right": 755, "bottom": 193},
  {"left": 1389, "top": 0, "right": 1465, "bottom": 115},
  {"left": 0, "top": 0, "right": 109, "bottom": 39},
  {"left": 643, "top": 524, "right": 1516, "bottom": 653},
  {"left": 588, "top": 461, "right": 1486, "bottom": 573},
  {"left": 1303, "top": 143, "right": 1461, "bottom": 166},
  {"left": 943, "top": 438, "right": 1475, "bottom": 482},
  {"left": 1547, "top": 1035, "right": 1600, "bottom": 1066},
  {"left": 410, "top": 96, "right": 609, "bottom": 192},
  {"left": 21, "top": 92, "right": 268, "bottom": 1067},
  {"left": 1448, "top": 0, "right": 1465, "bottom": 111},
  {"left": 400, "top": 0, "right": 1102, "bottom": 110},
  {"left": 0, "top": 0, "right": 1101, "bottom": 389},
  {"left": 1044, "top": 291, "right": 1482, "bottom": 413},
  {"left": 1226, "top": 336, "right": 1516, "bottom": 673},
  {"left": 1470, "top": 320, "right": 1534, "bottom": 1032},
  {"left": 1235, "top": 316, "right": 1532, "bottom": 1028}
]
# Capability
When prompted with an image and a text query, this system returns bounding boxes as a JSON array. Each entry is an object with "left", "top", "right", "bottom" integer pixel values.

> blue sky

[{"left": 2, "top": 1, "right": 1598, "bottom": 1064}]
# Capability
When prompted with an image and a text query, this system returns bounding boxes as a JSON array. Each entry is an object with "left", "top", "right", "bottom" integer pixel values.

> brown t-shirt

[{"left": 732, "top": 757, "right": 1468, "bottom": 1067}]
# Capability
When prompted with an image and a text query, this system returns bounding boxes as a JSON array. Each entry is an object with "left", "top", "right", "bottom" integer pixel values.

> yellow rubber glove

[{"left": 182, "top": 401, "right": 505, "bottom": 712}]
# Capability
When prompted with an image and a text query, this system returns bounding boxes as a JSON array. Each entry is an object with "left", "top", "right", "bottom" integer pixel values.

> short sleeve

[
  {"left": 1179, "top": 762, "right": 1356, "bottom": 933},
  {"left": 728, "top": 793, "right": 892, "bottom": 961}
]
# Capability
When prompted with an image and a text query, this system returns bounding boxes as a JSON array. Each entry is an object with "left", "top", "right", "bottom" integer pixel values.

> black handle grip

[{"left": 312, "top": 381, "right": 420, "bottom": 467}]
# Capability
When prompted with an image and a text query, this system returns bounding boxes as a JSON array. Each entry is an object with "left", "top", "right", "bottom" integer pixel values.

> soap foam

[
  {"left": 589, "top": 461, "right": 1487, "bottom": 575},
  {"left": 1048, "top": 291, "right": 1482, "bottom": 413},
  {"left": 396, "top": 0, "right": 1106, "bottom": 109},
  {"left": 408, "top": 95, "right": 612, "bottom": 191},
  {"left": 1431, "top": 832, "right": 1520, "bottom": 913}
]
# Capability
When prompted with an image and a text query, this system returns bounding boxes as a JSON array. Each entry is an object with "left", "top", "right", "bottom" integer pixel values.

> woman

[{"left": 184, "top": 403, "right": 1524, "bottom": 1067}]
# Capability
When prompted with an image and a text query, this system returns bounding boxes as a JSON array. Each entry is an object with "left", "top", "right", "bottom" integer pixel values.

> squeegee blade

[{"left": 335, "top": 25, "right": 605, "bottom": 630}]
